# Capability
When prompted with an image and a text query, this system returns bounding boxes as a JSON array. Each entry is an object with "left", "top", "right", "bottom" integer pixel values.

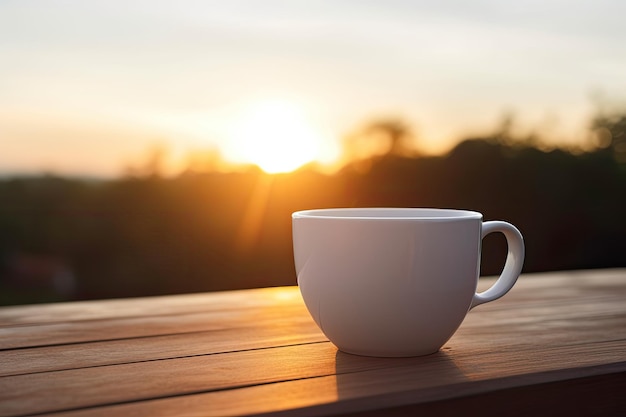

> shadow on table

[
  {"left": 333, "top": 348, "right": 624, "bottom": 417},
  {"left": 334, "top": 350, "right": 468, "bottom": 411}
]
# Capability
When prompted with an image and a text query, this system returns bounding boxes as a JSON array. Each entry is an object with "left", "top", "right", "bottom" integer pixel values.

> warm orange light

[{"left": 224, "top": 100, "right": 335, "bottom": 173}]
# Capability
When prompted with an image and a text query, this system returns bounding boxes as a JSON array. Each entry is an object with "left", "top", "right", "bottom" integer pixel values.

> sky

[{"left": 1, "top": 0, "right": 626, "bottom": 176}]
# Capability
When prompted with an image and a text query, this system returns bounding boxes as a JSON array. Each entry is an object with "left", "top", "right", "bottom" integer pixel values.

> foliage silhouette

[{"left": 1, "top": 124, "right": 625, "bottom": 305}]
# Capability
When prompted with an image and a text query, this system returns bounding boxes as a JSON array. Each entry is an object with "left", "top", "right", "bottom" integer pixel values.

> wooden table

[{"left": 1, "top": 269, "right": 625, "bottom": 417}]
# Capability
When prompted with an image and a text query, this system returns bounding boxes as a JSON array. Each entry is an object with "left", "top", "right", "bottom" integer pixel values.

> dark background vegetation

[{"left": 1, "top": 112, "right": 625, "bottom": 306}]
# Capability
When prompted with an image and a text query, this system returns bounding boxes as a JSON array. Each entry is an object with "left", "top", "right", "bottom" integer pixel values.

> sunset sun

[{"left": 224, "top": 100, "right": 334, "bottom": 173}]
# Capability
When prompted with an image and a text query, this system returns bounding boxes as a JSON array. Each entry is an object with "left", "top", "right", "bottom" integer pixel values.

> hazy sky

[{"left": 2, "top": 0, "right": 626, "bottom": 175}]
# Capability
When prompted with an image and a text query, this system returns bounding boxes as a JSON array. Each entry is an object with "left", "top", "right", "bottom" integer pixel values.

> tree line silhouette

[{"left": 0, "top": 111, "right": 625, "bottom": 305}]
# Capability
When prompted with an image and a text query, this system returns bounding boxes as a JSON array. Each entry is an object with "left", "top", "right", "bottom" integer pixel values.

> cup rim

[{"left": 292, "top": 207, "right": 483, "bottom": 220}]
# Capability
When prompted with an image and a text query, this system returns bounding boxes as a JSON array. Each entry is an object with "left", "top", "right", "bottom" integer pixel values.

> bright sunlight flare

[{"left": 224, "top": 99, "right": 336, "bottom": 173}]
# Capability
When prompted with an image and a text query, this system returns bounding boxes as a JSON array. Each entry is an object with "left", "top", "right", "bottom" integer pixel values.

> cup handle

[{"left": 470, "top": 221, "right": 525, "bottom": 309}]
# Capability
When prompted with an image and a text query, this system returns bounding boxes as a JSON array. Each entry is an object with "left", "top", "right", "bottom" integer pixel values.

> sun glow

[{"left": 224, "top": 100, "right": 336, "bottom": 173}]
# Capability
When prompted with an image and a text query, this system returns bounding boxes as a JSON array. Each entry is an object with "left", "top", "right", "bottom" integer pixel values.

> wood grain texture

[
  {"left": 0, "top": 269, "right": 624, "bottom": 417},
  {"left": 0, "top": 288, "right": 308, "bottom": 349},
  {"left": 0, "top": 322, "right": 327, "bottom": 377},
  {"left": 0, "top": 287, "right": 302, "bottom": 326}
]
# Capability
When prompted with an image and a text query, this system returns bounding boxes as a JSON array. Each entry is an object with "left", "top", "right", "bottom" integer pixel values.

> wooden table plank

[
  {"left": 2, "top": 339, "right": 625, "bottom": 417},
  {"left": 0, "top": 287, "right": 302, "bottom": 326},
  {"left": 2, "top": 282, "right": 624, "bottom": 377},
  {"left": 0, "top": 324, "right": 327, "bottom": 377},
  {"left": 0, "top": 269, "right": 624, "bottom": 417},
  {"left": 2, "top": 271, "right": 624, "bottom": 375},
  {"left": 0, "top": 302, "right": 312, "bottom": 350},
  {"left": 10, "top": 343, "right": 625, "bottom": 417}
]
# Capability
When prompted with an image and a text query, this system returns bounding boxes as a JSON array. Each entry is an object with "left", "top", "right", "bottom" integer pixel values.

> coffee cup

[{"left": 292, "top": 208, "right": 524, "bottom": 357}]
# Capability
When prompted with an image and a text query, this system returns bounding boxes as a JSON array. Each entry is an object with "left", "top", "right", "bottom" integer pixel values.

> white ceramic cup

[{"left": 292, "top": 208, "right": 524, "bottom": 357}]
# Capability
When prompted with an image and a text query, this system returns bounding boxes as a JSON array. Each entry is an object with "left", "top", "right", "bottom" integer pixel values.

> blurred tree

[
  {"left": 123, "top": 144, "right": 170, "bottom": 178},
  {"left": 342, "top": 118, "right": 417, "bottom": 163},
  {"left": 591, "top": 111, "right": 626, "bottom": 163}
]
